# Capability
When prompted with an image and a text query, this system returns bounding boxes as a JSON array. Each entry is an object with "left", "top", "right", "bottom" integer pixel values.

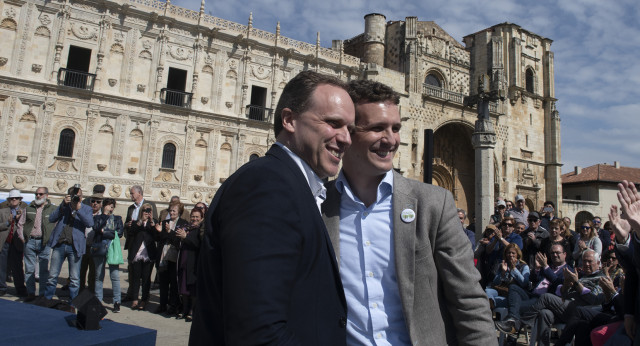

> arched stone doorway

[{"left": 431, "top": 122, "right": 475, "bottom": 216}]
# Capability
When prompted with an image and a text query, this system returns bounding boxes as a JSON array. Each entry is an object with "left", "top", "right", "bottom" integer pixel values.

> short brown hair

[
  {"left": 348, "top": 80, "right": 400, "bottom": 123},
  {"left": 273, "top": 71, "right": 349, "bottom": 137},
  {"left": 169, "top": 200, "right": 184, "bottom": 216}
]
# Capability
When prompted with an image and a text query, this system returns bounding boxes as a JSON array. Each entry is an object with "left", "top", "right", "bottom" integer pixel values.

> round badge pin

[{"left": 401, "top": 208, "right": 416, "bottom": 223}]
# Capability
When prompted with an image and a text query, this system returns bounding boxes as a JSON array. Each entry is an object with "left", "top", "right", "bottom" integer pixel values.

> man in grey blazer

[{"left": 322, "top": 79, "right": 496, "bottom": 345}]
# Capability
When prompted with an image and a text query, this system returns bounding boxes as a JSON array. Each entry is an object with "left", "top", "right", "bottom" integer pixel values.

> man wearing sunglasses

[
  {"left": 23, "top": 187, "right": 56, "bottom": 301},
  {"left": 0, "top": 189, "right": 27, "bottom": 297}
]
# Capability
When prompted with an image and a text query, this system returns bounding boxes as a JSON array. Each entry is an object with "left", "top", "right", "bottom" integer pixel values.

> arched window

[
  {"left": 425, "top": 73, "right": 441, "bottom": 87},
  {"left": 57, "top": 129, "right": 75, "bottom": 157},
  {"left": 525, "top": 69, "right": 534, "bottom": 93},
  {"left": 161, "top": 143, "right": 176, "bottom": 169},
  {"left": 249, "top": 153, "right": 259, "bottom": 161}
]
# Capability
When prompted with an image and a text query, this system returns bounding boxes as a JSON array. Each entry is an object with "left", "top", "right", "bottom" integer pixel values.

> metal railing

[
  {"left": 58, "top": 68, "right": 96, "bottom": 90},
  {"left": 245, "top": 105, "right": 272, "bottom": 122},
  {"left": 422, "top": 84, "right": 465, "bottom": 104},
  {"left": 160, "top": 88, "right": 193, "bottom": 108}
]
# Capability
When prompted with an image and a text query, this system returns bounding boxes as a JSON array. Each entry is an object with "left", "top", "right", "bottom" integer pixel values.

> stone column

[
  {"left": 34, "top": 100, "right": 56, "bottom": 184},
  {"left": 472, "top": 116, "right": 496, "bottom": 240},
  {"left": 79, "top": 109, "right": 100, "bottom": 186}
]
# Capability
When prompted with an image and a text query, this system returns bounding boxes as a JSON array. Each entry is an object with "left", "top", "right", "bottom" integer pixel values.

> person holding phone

[{"left": 127, "top": 203, "right": 157, "bottom": 310}]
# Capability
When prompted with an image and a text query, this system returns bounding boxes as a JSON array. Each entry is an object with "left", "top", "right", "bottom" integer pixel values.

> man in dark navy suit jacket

[{"left": 190, "top": 71, "right": 355, "bottom": 345}]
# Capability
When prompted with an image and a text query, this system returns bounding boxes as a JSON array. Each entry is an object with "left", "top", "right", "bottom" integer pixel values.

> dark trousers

[
  {"left": 158, "top": 261, "right": 178, "bottom": 308},
  {"left": 557, "top": 305, "right": 616, "bottom": 345},
  {"left": 79, "top": 252, "right": 95, "bottom": 292},
  {"left": 507, "top": 284, "right": 538, "bottom": 319},
  {"left": 130, "top": 260, "right": 153, "bottom": 301},
  {"left": 0, "top": 240, "right": 26, "bottom": 294},
  {"left": 521, "top": 293, "right": 570, "bottom": 346}
]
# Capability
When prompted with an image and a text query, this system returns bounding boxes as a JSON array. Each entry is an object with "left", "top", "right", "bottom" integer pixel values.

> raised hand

[
  {"left": 617, "top": 180, "right": 640, "bottom": 234},
  {"left": 609, "top": 204, "right": 631, "bottom": 243}
]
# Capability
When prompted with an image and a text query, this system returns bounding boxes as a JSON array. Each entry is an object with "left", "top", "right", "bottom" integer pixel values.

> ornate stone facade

[{"left": 0, "top": 1, "right": 560, "bottom": 215}]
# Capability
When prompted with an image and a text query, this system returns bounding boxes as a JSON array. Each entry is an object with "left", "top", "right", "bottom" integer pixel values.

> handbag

[
  {"left": 107, "top": 234, "right": 124, "bottom": 265},
  {"left": 90, "top": 239, "right": 110, "bottom": 256},
  {"left": 159, "top": 243, "right": 179, "bottom": 266}
]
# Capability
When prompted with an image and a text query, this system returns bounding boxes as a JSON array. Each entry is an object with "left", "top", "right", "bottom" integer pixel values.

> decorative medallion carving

[
  {"left": 0, "top": 174, "right": 8, "bottom": 188},
  {"left": 137, "top": 84, "right": 146, "bottom": 92},
  {"left": 69, "top": 24, "right": 98, "bottom": 41},
  {"left": 108, "top": 78, "right": 117, "bottom": 87},
  {"left": 251, "top": 65, "right": 271, "bottom": 80},
  {"left": 17, "top": 155, "right": 28, "bottom": 163},
  {"left": 54, "top": 179, "right": 68, "bottom": 193},
  {"left": 159, "top": 188, "right": 171, "bottom": 201},
  {"left": 13, "top": 175, "right": 27, "bottom": 189},
  {"left": 109, "top": 184, "right": 122, "bottom": 197},
  {"left": 169, "top": 46, "right": 193, "bottom": 61},
  {"left": 0, "top": 57, "right": 7, "bottom": 66},
  {"left": 142, "top": 40, "right": 152, "bottom": 50},
  {"left": 97, "top": 164, "right": 107, "bottom": 171},
  {"left": 201, "top": 97, "right": 209, "bottom": 104},
  {"left": 191, "top": 191, "right": 203, "bottom": 203},
  {"left": 31, "top": 64, "right": 42, "bottom": 73},
  {"left": 66, "top": 106, "right": 77, "bottom": 116}
]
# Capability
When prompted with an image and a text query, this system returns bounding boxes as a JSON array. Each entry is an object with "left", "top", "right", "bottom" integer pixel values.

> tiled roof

[{"left": 562, "top": 164, "right": 640, "bottom": 184}]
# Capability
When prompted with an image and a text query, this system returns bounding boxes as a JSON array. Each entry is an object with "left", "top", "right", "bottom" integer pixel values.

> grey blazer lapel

[
  {"left": 392, "top": 172, "right": 418, "bottom": 317},
  {"left": 322, "top": 182, "right": 342, "bottom": 266}
]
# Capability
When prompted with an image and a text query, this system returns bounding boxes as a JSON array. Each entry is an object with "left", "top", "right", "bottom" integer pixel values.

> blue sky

[{"left": 175, "top": 0, "right": 640, "bottom": 173}]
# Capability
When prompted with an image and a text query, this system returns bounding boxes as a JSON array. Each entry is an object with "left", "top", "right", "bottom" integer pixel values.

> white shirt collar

[{"left": 275, "top": 142, "right": 327, "bottom": 202}]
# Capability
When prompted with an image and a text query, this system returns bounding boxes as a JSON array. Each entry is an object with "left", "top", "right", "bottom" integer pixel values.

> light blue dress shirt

[{"left": 336, "top": 170, "right": 411, "bottom": 346}]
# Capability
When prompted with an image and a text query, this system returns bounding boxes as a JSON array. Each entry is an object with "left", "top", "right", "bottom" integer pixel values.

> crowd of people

[
  {"left": 469, "top": 185, "right": 639, "bottom": 345},
  {"left": 0, "top": 183, "right": 206, "bottom": 322}
]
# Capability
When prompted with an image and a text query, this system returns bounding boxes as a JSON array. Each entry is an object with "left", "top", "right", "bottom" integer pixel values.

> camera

[
  {"left": 67, "top": 184, "right": 81, "bottom": 204},
  {"left": 542, "top": 206, "right": 553, "bottom": 213}
]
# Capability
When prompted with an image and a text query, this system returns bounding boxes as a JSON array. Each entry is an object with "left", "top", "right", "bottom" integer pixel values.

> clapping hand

[
  {"left": 617, "top": 180, "right": 640, "bottom": 236},
  {"left": 599, "top": 275, "right": 616, "bottom": 296},
  {"left": 563, "top": 267, "right": 578, "bottom": 285},
  {"left": 535, "top": 252, "right": 547, "bottom": 269},
  {"left": 500, "top": 260, "right": 508, "bottom": 273}
]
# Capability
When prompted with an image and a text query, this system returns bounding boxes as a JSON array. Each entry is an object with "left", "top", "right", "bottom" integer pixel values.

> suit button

[{"left": 339, "top": 317, "right": 346, "bottom": 328}]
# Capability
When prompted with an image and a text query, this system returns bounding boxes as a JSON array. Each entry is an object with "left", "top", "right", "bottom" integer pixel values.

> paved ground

[{"left": 0, "top": 247, "right": 191, "bottom": 346}]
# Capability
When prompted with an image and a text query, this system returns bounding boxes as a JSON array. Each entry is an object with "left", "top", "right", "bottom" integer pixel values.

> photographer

[{"left": 44, "top": 185, "right": 94, "bottom": 302}]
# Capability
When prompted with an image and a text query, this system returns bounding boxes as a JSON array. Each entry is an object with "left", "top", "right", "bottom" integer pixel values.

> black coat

[
  {"left": 127, "top": 220, "right": 158, "bottom": 262},
  {"left": 178, "top": 223, "right": 201, "bottom": 287},
  {"left": 189, "top": 145, "right": 347, "bottom": 346}
]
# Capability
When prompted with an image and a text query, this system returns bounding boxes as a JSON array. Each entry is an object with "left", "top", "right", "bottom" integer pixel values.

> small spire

[
  {"left": 316, "top": 32, "right": 320, "bottom": 46},
  {"left": 199, "top": 0, "right": 205, "bottom": 13},
  {"left": 248, "top": 12, "right": 253, "bottom": 28},
  {"left": 276, "top": 21, "right": 280, "bottom": 37}
]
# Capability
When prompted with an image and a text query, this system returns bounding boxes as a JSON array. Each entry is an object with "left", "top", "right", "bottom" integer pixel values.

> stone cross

[{"left": 464, "top": 74, "right": 505, "bottom": 240}]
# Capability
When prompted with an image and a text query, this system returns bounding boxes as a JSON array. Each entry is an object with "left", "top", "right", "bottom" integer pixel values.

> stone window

[
  {"left": 161, "top": 143, "right": 176, "bottom": 169},
  {"left": 525, "top": 68, "right": 534, "bottom": 93},
  {"left": 57, "top": 129, "right": 75, "bottom": 157},
  {"left": 249, "top": 153, "right": 259, "bottom": 161},
  {"left": 425, "top": 73, "right": 441, "bottom": 87}
]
